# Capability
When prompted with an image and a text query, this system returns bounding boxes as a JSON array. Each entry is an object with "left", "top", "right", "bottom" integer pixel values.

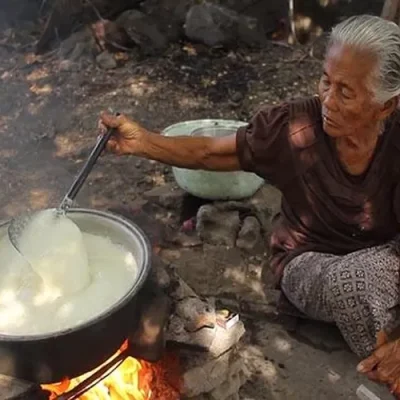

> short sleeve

[{"left": 236, "top": 102, "right": 295, "bottom": 188}]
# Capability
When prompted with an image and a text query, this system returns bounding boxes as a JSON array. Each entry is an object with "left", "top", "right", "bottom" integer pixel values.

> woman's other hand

[{"left": 357, "top": 332, "right": 400, "bottom": 398}]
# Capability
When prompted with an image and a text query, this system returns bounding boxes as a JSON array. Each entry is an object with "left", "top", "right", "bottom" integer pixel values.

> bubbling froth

[{"left": 0, "top": 210, "right": 138, "bottom": 336}]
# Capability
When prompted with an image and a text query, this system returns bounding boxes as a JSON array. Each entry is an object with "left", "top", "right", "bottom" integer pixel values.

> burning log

[{"left": 41, "top": 341, "right": 181, "bottom": 400}]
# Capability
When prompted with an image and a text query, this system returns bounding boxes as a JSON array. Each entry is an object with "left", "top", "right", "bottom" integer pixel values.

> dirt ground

[{"left": 0, "top": 23, "right": 394, "bottom": 400}]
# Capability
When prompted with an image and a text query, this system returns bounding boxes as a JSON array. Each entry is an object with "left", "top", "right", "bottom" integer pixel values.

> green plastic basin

[{"left": 162, "top": 119, "right": 264, "bottom": 200}]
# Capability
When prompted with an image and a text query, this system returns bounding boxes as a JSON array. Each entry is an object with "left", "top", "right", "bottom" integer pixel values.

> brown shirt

[{"left": 236, "top": 96, "right": 400, "bottom": 285}]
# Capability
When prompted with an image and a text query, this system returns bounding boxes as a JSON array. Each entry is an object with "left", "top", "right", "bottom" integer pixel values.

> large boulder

[
  {"left": 116, "top": 9, "right": 169, "bottom": 54},
  {"left": 140, "top": 0, "right": 194, "bottom": 41},
  {"left": 215, "top": 0, "right": 288, "bottom": 36},
  {"left": 0, "top": 0, "right": 41, "bottom": 31},
  {"left": 184, "top": 3, "right": 267, "bottom": 47}
]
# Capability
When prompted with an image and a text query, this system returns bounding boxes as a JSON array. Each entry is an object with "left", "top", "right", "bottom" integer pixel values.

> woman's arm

[
  {"left": 140, "top": 132, "right": 240, "bottom": 171},
  {"left": 100, "top": 112, "right": 240, "bottom": 171}
]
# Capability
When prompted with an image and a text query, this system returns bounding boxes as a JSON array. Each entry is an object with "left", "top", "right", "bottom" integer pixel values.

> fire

[{"left": 41, "top": 341, "right": 181, "bottom": 400}]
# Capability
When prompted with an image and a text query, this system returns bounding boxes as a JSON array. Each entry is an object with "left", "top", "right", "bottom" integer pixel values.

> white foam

[{"left": 0, "top": 211, "right": 138, "bottom": 335}]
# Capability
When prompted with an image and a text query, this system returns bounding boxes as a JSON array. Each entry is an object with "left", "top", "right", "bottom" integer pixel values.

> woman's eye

[
  {"left": 321, "top": 78, "right": 330, "bottom": 88},
  {"left": 341, "top": 87, "right": 352, "bottom": 99}
]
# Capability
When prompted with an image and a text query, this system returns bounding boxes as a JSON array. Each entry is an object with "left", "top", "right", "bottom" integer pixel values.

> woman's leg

[{"left": 281, "top": 243, "right": 400, "bottom": 358}]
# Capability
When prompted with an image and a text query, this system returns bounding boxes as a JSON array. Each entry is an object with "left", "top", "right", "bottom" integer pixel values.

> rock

[
  {"left": 129, "top": 289, "right": 171, "bottom": 362},
  {"left": 166, "top": 319, "right": 216, "bottom": 350},
  {"left": 247, "top": 262, "right": 262, "bottom": 279},
  {"left": 184, "top": 3, "right": 233, "bottom": 47},
  {"left": 58, "top": 28, "right": 97, "bottom": 66},
  {"left": 116, "top": 10, "right": 169, "bottom": 55},
  {"left": 184, "top": 3, "right": 266, "bottom": 48},
  {"left": 90, "top": 19, "right": 137, "bottom": 53},
  {"left": 205, "top": 184, "right": 281, "bottom": 242},
  {"left": 237, "top": 14, "right": 267, "bottom": 47},
  {"left": 174, "top": 297, "right": 216, "bottom": 332},
  {"left": 209, "top": 321, "right": 246, "bottom": 358},
  {"left": 60, "top": 29, "right": 92, "bottom": 58},
  {"left": 182, "top": 351, "right": 243, "bottom": 398},
  {"left": 143, "top": 183, "right": 186, "bottom": 209},
  {"left": 141, "top": 0, "right": 193, "bottom": 25},
  {"left": 246, "top": 184, "right": 282, "bottom": 233},
  {"left": 140, "top": 0, "right": 192, "bottom": 41},
  {"left": 236, "top": 216, "right": 262, "bottom": 251},
  {"left": 209, "top": 363, "right": 248, "bottom": 400},
  {"left": 59, "top": 60, "right": 78, "bottom": 72},
  {"left": 224, "top": 0, "right": 288, "bottom": 37},
  {"left": 217, "top": 297, "right": 240, "bottom": 313},
  {"left": 196, "top": 204, "right": 240, "bottom": 247},
  {"left": 160, "top": 249, "right": 181, "bottom": 263},
  {"left": 129, "top": 198, "right": 149, "bottom": 212},
  {"left": 150, "top": 256, "right": 171, "bottom": 289},
  {"left": 96, "top": 51, "right": 117, "bottom": 70},
  {"left": 229, "top": 91, "right": 244, "bottom": 104},
  {"left": 168, "top": 232, "right": 202, "bottom": 248},
  {"left": 168, "top": 271, "right": 199, "bottom": 300}
]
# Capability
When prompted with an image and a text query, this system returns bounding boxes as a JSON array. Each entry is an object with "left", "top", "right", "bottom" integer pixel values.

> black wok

[{"left": 0, "top": 208, "right": 151, "bottom": 384}]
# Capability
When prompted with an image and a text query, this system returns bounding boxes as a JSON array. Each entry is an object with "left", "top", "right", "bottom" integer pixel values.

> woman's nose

[{"left": 323, "top": 88, "right": 338, "bottom": 112}]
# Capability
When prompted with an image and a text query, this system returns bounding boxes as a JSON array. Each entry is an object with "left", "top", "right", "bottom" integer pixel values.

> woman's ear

[{"left": 379, "top": 96, "right": 398, "bottom": 120}]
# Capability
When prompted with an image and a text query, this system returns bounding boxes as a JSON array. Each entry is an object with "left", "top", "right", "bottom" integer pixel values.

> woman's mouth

[{"left": 323, "top": 115, "right": 339, "bottom": 128}]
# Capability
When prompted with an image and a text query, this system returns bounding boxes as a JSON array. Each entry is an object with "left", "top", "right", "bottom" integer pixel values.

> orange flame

[{"left": 41, "top": 341, "right": 181, "bottom": 400}]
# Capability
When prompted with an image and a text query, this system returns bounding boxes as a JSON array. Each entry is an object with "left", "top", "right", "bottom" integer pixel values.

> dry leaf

[
  {"left": 30, "top": 83, "right": 52, "bottom": 95},
  {"left": 24, "top": 53, "right": 41, "bottom": 65},
  {"left": 115, "top": 52, "right": 129, "bottom": 61},
  {"left": 183, "top": 44, "right": 197, "bottom": 56}
]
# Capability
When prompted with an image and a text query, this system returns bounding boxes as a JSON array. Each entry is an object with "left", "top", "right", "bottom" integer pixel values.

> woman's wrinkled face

[{"left": 318, "top": 43, "right": 389, "bottom": 138}]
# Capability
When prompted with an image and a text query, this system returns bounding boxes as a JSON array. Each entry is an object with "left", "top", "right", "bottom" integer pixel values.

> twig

[
  {"left": 39, "top": 0, "right": 48, "bottom": 15},
  {"left": 85, "top": 0, "right": 105, "bottom": 21},
  {"left": 288, "top": 0, "right": 297, "bottom": 44},
  {"left": 266, "top": 40, "right": 291, "bottom": 49}
]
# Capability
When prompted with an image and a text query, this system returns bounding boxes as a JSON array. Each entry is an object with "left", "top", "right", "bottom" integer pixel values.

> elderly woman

[{"left": 101, "top": 15, "right": 400, "bottom": 392}]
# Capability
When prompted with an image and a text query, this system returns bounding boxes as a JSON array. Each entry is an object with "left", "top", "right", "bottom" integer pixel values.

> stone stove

[
  {"left": 0, "top": 260, "right": 247, "bottom": 400},
  {"left": 0, "top": 182, "right": 283, "bottom": 399},
  {"left": 156, "top": 260, "right": 248, "bottom": 400},
  {"left": 0, "top": 195, "right": 259, "bottom": 400}
]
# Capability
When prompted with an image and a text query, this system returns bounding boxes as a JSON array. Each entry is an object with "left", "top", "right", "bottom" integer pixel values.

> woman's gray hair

[{"left": 329, "top": 15, "right": 400, "bottom": 104}]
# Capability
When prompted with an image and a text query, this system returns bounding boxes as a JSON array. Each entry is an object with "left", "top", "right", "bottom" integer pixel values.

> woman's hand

[
  {"left": 99, "top": 112, "right": 147, "bottom": 155},
  {"left": 358, "top": 332, "right": 400, "bottom": 397}
]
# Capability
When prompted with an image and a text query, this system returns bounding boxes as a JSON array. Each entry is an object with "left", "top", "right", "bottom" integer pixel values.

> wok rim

[{"left": 0, "top": 208, "right": 151, "bottom": 341}]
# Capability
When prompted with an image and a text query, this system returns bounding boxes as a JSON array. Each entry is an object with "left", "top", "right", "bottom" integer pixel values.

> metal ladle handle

[{"left": 59, "top": 126, "right": 115, "bottom": 210}]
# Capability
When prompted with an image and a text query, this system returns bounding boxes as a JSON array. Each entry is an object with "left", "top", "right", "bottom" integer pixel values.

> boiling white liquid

[{"left": 0, "top": 211, "right": 138, "bottom": 336}]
